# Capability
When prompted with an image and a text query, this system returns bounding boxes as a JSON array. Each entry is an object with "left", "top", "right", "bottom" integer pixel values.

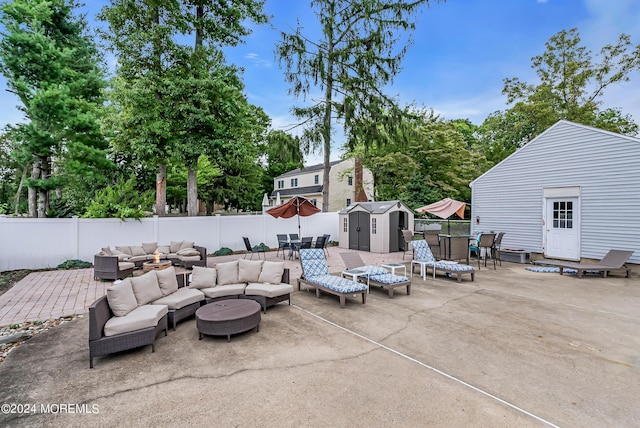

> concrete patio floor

[{"left": 0, "top": 249, "right": 639, "bottom": 427}]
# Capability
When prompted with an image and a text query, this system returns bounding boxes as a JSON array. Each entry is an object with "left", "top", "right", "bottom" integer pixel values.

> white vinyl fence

[{"left": 0, "top": 213, "right": 339, "bottom": 271}]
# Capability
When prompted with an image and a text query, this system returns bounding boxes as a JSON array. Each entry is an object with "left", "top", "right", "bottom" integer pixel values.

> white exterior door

[{"left": 544, "top": 197, "right": 579, "bottom": 260}]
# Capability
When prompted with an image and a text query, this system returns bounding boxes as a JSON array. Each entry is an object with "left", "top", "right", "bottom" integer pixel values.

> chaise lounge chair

[
  {"left": 298, "top": 249, "right": 368, "bottom": 308},
  {"left": 411, "top": 240, "right": 475, "bottom": 282},
  {"left": 556, "top": 249, "right": 634, "bottom": 278},
  {"left": 339, "top": 252, "right": 411, "bottom": 298}
]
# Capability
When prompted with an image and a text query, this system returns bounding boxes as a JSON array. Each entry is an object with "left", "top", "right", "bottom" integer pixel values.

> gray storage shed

[
  {"left": 338, "top": 201, "right": 414, "bottom": 253},
  {"left": 470, "top": 120, "right": 640, "bottom": 264}
]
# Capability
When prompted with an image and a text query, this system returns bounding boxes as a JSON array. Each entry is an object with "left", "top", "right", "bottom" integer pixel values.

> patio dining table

[
  {"left": 439, "top": 234, "right": 476, "bottom": 264},
  {"left": 288, "top": 240, "right": 301, "bottom": 260}
]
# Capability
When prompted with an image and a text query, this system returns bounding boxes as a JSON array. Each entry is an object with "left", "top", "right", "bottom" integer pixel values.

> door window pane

[{"left": 552, "top": 200, "right": 574, "bottom": 229}]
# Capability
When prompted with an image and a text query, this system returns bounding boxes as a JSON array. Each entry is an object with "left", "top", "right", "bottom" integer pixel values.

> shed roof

[{"left": 338, "top": 200, "right": 408, "bottom": 214}]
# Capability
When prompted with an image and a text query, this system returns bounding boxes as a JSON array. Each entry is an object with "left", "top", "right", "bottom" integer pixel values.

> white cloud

[{"left": 244, "top": 53, "right": 272, "bottom": 68}]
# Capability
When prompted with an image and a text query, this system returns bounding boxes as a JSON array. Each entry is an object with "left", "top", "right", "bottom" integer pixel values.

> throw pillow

[
  {"left": 106, "top": 279, "right": 138, "bottom": 316},
  {"left": 238, "top": 259, "right": 263, "bottom": 283},
  {"left": 189, "top": 266, "right": 216, "bottom": 289},
  {"left": 177, "top": 248, "right": 200, "bottom": 256},
  {"left": 130, "top": 272, "right": 163, "bottom": 305},
  {"left": 111, "top": 249, "right": 130, "bottom": 261},
  {"left": 142, "top": 242, "right": 157, "bottom": 254},
  {"left": 155, "top": 267, "right": 179, "bottom": 296},
  {"left": 101, "top": 246, "right": 113, "bottom": 256},
  {"left": 170, "top": 241, "right": 183, "bottom": 253},
  {"left": 258, "top": 261, "right": 285, "bottom": 284},
  {"left": 115, "top": 246, "right": 132, "bottom": 255},
  {"left": 180, "top": 240, "right": 195, "bottom": 250},
  {"left": 130, "top": 245, "right": 146, "bottom": 256},
  {"left": 156, "top": 245, "right": 171, "bottom": 255},
  {"left": 216, "top": 260, "right": 239, "bottom": 285}
]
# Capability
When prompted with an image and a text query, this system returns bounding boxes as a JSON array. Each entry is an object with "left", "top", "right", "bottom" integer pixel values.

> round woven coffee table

[{"left": 195, "top": 300, "right": 261, "bottom": 341}]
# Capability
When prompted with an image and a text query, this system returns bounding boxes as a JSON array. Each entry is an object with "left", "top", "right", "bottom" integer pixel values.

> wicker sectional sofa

[
  {"left": 94, "top": 240, "right": 207, "bottom": 280},
  {"left": 88, "top": 261, "right": 292, "bottom": 368}
]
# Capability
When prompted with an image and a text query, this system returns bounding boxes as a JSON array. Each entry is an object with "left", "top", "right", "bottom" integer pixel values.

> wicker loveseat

[{"left": 94, "top": 240, "right": 207, "bottom": 280}]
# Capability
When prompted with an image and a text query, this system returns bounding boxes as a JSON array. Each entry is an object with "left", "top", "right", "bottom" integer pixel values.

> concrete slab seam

[{"left": 292, "top": 303, "right": 561, "bottom": 428}]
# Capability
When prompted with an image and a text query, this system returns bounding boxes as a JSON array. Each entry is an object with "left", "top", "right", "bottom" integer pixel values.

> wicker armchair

[{"left": 93, "top": 255, "right": 135, "bottom": 281}]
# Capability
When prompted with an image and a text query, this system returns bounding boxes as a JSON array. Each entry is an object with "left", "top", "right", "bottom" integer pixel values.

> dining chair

[
  {"left": 492, "top": 232, "right": 505, "bottom": 266},
  {"left": 314, "top": 236, "right": 326, "bottom": 250},
  {"left": 322, "top": 233, "right": 330, "bottom": 256},
  {"left": 470, "top": 233, "right": 496, "bottom": 269},
  {"left": 243, "top": 237, "right": 266, "bottom": 260},
  {"left": 300, "top": 236, "right": 313, "bottom": 249},
  {"left": 402, "top": 230, "right": 414, "bottom": 260},
  {"left": 276, "top": 234, "right": 289, "bottom": 259},
  {"left": 424, "top": 233, "right": 441, "bottom": 259},
  {"left": 289, "top": 233, "right": 299, "bottom": 241}
]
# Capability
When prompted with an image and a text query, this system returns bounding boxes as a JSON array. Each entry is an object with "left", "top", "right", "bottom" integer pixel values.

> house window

[
  {"left": 277, "top": 180, "right": 284, "bottom": 189},
  {"left": 343, "top": 218, "right": 348, "bottom": 232},
  {"left": 346, "top": 198, "right": 351, "bottom": 207},
  {"left": 314, "top": 174, "right": 319, "bottom": 184},
  {"left": 348, "top": 176, "right": 353, "bottom": 186},
  {"left": 291, "top": 178, "right": 298, "bottom": 187},
  {"left": 372, "top": 218, "right": 377, "bottom": 234},
  {"left": 311, "top": 199, "right": 317, "bottom": 206},
  {"left": 553, "top": 201, "right": 573, "bottom": 229}
]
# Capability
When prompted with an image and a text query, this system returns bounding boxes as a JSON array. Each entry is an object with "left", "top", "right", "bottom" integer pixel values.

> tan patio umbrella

[
  {"left": 415, "top": 197, "right": 466, "bottom": 235},
  {"left": 266, "top": 195, "right": 321, "bottom": 236}
]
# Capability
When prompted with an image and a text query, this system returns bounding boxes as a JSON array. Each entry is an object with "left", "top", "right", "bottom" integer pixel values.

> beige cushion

[
  {"left": 97, "top": 250, "right": 109, "bottom": 256},
  {"left": 180, "top": 240, "right": 195, "bottom": 250},
  {"left": 128, "top": 255, "right": 147, "bottom": 263},
  {"left": 259, "top": 261, "right": 285, "bottom": 284},
  {"left": 101, "top": 246, "right": 113, "bottom": 256},
  {"left": 106, "top": 279, "right": 138, "bottom": 317},
  {"left": 245, "top": 282, "right": 293, "bottom": 298},
  {"left": 115, "top": 246, "right": 132, "bottom": 255},
  {"left": 142, "top": 242, "right": 157, "bottom": 254},
  {"left": 155, "top": 267, "right": 179, "bottom": 296},
  {"left": 216, "top": 260, "right": 239, "bottom": 285},
  {"left": 156, "top": 245, "right": 171, "bottom": 254},
  {"left": 201, "top": 283, "right": 246, "bottom": 299},
  {"left": 111, "top": 249, "right": 130, "bottom": 261},
  {"left": 153, "top": 288, "right": 204, "bottom": 310},
  {"left": 104, "top": 304, "right": 168, "bottom": 337},
  {"left": 118, "top": 261, "right": 135, "bottom": 270},
  {"left": 239, "top": 259, "right": 263, "bottom": 283},
  {"left": 177, "top": 248, "right": 200, "bottom": 256},
  {"left": 170, "top": 241, "right": 183, "bottom": 253},
  {"left": 189, "top": 266, "right": 216, "bottom": 289},
  {"left": 179, "top": 255, "right": 201, "bottom": 262},
  {"left": 130, "top": 272, "right": 163, "bottom": 305},
  {"left": 130, "top": 245, "right": 146, "bottom": 256}
]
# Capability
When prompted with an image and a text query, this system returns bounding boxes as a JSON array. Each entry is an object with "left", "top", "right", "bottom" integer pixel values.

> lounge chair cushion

[
  {"left": 434, "top": 262, "right": 474, "bottom": 272},
  {"left": 152, "top": 287, "right": 204, "bottom": 310},
  {"left": 189, "top": 266, "right": 216, "bottom": 289},
  {"left": 106, "top": 279, "right": 138, "bottom": 317},
  {"left": 307, "top": 274, "right": 368, "bottom": 293},
  {"left": 130, "top": 272, "right": 163, "bottom": 305},
  {"left": 245, "top": 282, "right": 293, "bottom": 298},
  {"left": 155, "top": 267, "right": 179, "bottom": 296},
  {"left": 258, "top": 261, "right": 285, "bottom": 284},
  {"left": 170, "top": 241, "right": 183, "bottom": 253},
  {"left": 104, "top": 304, "right": 168, "bottom": 337},
  {"left": 239, "top": 259, "right": 264, "bottom": 283},
  {"left": 359, "top": 265, "right": 389, "bottom": 275},
  {"left": 118, "top": 261, "right": 135, "bottom": 271},
  {"left": 216, "top": 260, "right": 239, "bottom": 285},
  {"left": 142, "top": 242, "right": 157, "bottom": 254},
  {"left": 201, "top": 283, "right": 247, "bottom": 299},
  {"left": 368, "top": 273, "right": 409, "bottom": 284}
]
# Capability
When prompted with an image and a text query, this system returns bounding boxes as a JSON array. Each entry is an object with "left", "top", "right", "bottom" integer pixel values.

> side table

[
  {"left": 381, "top": 263, "right": 407, "bottom": 277},
  {"left": 342, "top": 268, "right": 370, "bottom": 293}
]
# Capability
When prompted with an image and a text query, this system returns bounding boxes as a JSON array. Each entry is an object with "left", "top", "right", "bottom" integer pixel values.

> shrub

[
  {"left": 213, "top": 247, "right": 234, "bottom": 256},
  {"left": 57, "top": 259, "right": 93, "bottom": 270}
]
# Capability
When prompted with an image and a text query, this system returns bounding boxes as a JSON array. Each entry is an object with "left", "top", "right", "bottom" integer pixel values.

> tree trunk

[
  {"left": 187, "top": 162, "right": 198, "bottom": 216},
  {"left": 15, "top": 165, "right": 26, "bottom": 215},
  {"left": 155, "top": 163, "right": 167, "bottom": 215},
  {"left": 28, "top": 159, "right": 41, "bottom": 217},
  {"left": 322, "top": 22, "right": 335, "bottom": 213}
]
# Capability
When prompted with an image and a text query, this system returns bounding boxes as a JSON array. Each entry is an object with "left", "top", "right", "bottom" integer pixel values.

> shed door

[
  {"left": 389, "top": 211, "right": 408, "bottom": 252},
  {"left": 544, "top": 198, "right": 579, "bottom": 260},
  {"left": 349, "top": 211, "right": 370, "bottom": 251}
]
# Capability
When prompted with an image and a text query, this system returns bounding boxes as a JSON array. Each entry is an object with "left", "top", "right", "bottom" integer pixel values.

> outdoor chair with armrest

[
  {"left": 469, "top": 233, "right": 496, "bottom": 269},
  {"left": 492, "top": 232, "right": 505, "bottom": 266}
]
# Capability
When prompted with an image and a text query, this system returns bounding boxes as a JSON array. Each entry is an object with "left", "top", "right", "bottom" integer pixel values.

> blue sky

[{"left": 1, "top": 0, "right": 639, "bottom": 164}]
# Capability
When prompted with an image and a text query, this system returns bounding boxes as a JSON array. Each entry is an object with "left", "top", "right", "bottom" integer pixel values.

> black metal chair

[
  {"left": 243, "top": 237, "right": 266, "bottom": 260},
  {"left": 300, "top": 236, "right": 313, "bottom": 249},
  {"left": 276, "top": 234, "right": 290, "bottom": 259},
  {"left": 289, "top": 233, "right": 299, "bottom": 241},
  {"left": 322, "top": 233, "right": 330, "bottom": 256},
  {"left": 314, "top": 236, "right": 326, "bottom": 251}
]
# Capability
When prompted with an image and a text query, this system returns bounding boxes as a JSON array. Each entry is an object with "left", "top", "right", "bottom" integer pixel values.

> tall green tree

[
  {"left": 261, "top": 130, "right": 304, "bottom": 195},
  {"left": 479, "top": 28, "right": 640, "bottom": 164},
  {"left": 0, "top": 0, "right": 109, "bottom": 217},
  {"left": 276, "top": 0, "right": 439, "bottom": 212}
]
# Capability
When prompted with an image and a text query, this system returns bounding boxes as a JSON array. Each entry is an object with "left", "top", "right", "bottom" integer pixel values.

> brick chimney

[{"left": 354, "top": 158, "right": 368, "bottom": 202}]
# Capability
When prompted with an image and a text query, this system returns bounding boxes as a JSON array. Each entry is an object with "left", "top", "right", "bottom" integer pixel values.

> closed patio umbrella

[
  {"left": 266, "top": 195, "right": 321, "bottom": 236},
  {"left": 415, "top": 197, "right": 466, "bottom": 235}
]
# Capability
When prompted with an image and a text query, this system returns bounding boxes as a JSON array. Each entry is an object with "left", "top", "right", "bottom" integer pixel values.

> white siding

[{"left": 471, "top": 121, "right": 640, "bottom": 263}]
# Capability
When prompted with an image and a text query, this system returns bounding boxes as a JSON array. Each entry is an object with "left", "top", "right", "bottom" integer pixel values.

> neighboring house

[
  {"left": 470, "top": 120, "right": 640, "bottom": 264},
  {"left": 271, "top": 158, "right": 374, "bottom": 212},
  {"left": 338, "top": 200, "right": 413, "bottom": 253}
]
